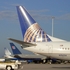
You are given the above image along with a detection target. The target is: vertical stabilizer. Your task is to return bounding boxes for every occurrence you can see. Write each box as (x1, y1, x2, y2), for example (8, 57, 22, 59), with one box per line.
(4, 48, 13, 58)
(10, 43, 22, 54)
(4, 48, 11, 56)
(16, 6, 51, 42)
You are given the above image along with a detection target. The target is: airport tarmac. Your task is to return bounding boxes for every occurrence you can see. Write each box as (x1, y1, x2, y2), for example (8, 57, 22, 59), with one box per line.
(18, 64, 70, 70)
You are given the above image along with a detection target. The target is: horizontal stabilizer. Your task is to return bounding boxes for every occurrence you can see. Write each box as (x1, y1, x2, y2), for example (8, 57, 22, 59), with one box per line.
(8, 38, 36, 47)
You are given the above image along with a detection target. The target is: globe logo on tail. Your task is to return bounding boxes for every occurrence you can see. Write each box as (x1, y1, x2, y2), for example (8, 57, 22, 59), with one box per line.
(24, 23, 51, 42)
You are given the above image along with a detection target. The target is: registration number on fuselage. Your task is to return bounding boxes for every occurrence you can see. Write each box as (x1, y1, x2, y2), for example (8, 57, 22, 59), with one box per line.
(59, 54, 67, 56)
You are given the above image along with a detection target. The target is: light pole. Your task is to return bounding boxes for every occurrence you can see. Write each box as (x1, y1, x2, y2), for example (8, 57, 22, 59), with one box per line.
(52, 17, 55, 37)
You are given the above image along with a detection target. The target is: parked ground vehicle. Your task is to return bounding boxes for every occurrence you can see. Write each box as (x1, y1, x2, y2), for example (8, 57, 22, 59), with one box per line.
(0, 60, 21, 70)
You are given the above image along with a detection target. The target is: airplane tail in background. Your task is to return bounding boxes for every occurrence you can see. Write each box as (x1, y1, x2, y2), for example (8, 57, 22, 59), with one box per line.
(16, 6, 51, 42)
(4, 48, 11, 56)
(4, 48, 13, 58)
(4, 48, 21, 60)
(10, 43, 22, 54)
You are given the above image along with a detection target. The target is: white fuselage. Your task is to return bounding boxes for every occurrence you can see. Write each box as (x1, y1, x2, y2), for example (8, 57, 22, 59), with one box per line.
(23, 42, 70, 60)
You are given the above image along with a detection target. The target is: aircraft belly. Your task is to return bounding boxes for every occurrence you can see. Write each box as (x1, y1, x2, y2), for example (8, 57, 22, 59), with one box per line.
(49, 53, 70, 60)
(36, 52, 70, 60)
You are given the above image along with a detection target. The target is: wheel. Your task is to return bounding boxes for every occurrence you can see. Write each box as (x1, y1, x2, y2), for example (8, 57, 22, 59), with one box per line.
(42, 59, 46, 64)
(6, 66, 12, 70)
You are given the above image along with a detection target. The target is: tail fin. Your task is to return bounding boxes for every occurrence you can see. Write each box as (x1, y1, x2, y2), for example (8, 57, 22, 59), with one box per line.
(16, 6, 51, 42)
(10, 43, 22, 54)
(4, 48, 11, 56)
(4, 48, 13, 58)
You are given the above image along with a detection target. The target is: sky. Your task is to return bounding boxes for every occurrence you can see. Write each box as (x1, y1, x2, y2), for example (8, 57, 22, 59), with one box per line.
(0, 0, 70, 57)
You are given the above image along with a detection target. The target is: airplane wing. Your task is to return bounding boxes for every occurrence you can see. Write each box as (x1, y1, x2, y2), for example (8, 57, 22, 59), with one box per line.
(8, 38, 36, 47)
(12, 54, 47, 60)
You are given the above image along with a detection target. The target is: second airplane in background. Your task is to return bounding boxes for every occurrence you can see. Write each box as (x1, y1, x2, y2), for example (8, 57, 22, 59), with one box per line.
(5, 43, 47, 63)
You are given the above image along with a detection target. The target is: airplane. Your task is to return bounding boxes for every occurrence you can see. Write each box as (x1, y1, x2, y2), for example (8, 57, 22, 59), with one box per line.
(10, 43, 47, 63)
(10, 43, 62, 64)
(8, 6, 70, 61)
(4, 48, 21, 60)
(0, 48, 17, 62)
(5, 43, 47, 63)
